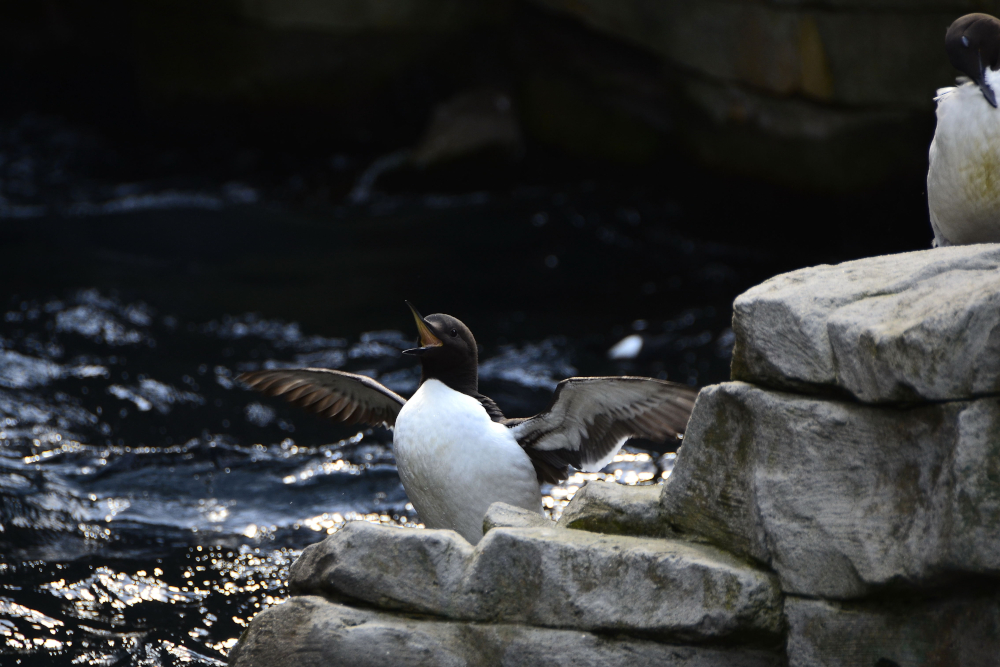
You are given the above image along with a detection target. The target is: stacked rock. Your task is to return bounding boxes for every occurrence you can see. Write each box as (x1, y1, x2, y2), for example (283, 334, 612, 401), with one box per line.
(230, 245, 1000, 666)
(229, 507, 786, 666)
(664, 244, 1000, 665)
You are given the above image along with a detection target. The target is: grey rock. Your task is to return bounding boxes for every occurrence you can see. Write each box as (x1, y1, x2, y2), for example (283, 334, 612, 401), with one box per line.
(288, 521, 784, 643)
(785, 594, 1000, 667)
(483, 502, 553, 532)
(730, 245, 1000, 402)
(661, 382, 1000, 599)
(229, 596, 786, 667)
(557, 481, 673, 537)
(288, 521, 473, 616)
(466, 527, 784, 643)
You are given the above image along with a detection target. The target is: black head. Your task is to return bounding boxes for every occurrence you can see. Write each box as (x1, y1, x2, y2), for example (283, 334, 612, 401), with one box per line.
(946, 13, 1000, 107)
(402, 301, 479, 394)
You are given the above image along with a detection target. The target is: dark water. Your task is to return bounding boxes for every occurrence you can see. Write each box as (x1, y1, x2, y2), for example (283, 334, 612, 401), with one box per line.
(0, 110, 931, 665)
(0, 282, 723, 666)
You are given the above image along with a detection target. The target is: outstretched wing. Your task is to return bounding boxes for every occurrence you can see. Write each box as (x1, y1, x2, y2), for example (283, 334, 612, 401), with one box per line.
(508, 377, 698, 475)
(237, 368, 406, 429)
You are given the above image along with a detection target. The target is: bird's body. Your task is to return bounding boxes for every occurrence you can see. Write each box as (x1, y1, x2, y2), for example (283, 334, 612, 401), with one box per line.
(238, 303, 697, 544)
(928, 13, 1000, 246)
(394, 379, 541, 542)
(929, 78, 1000, 246)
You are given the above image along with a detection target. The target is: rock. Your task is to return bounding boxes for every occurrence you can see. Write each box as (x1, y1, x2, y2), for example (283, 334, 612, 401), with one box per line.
(557, 481, 673, 537)
(785, 594, 1000, 667)
(671, 72, 927, 191)
(411, 87, 523, 167)
(466, 527, 784, 643)
(661, 382, 1000, 599)
(730, 245, 1000, 403)
(519, 0, 969, 189)
(229, 596, 786, 667)
(287, 522, 784, 643)
(527, 0, 957, 108)
(483, 502, 553, 532)
(288, 521, 473, 615)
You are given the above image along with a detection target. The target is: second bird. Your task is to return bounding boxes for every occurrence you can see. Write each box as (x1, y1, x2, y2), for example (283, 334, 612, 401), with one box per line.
(928, 13, 1000, 246)
(238, 303, 698, 544)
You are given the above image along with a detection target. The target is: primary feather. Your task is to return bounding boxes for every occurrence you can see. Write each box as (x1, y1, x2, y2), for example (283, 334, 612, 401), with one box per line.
(237, 368, 405, 429)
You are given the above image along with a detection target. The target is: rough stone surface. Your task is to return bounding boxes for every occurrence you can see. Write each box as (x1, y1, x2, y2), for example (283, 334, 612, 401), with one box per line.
(288, 521, 473, 615)
(466, 527, 784, 643)
(785, 594, 1000, 667)
(483, 502, 553, 533)
(287, 521, 784, 643)
(229, 596, 785, 667)
(661, 382, 1000, 599)
(730, 245, 1000, 403)
(557, 481, 673, 537)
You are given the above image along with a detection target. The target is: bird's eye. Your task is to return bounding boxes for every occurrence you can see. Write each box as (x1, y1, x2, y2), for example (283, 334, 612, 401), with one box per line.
(450, 329, 458, 337)
(963, 35, 971, 47)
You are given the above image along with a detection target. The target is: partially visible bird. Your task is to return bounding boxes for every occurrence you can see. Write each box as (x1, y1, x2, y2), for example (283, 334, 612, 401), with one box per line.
(928, 13, 1000, 246)
(238, 303, 697, 544)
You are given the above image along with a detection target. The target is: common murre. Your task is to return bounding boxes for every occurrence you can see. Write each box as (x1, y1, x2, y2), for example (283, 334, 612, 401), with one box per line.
(238, 303, 697, 544)
(928, 13, 1000, 246)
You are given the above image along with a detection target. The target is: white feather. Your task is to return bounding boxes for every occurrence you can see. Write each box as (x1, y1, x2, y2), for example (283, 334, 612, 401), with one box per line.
(928, 77, 1000, 246)
(393, 379, 542, 545)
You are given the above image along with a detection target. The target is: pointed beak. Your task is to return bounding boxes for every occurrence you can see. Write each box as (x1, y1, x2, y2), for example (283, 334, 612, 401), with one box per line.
(981, 79, 998, 107)
(976, 57, 998, 108)
(402, 301, 443, 355)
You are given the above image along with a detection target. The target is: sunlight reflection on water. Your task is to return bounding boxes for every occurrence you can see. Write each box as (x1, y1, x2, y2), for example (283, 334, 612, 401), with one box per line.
(0, 288, 716, 665)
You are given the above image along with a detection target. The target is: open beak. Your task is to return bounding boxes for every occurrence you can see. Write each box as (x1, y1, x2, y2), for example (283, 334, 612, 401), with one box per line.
(402, 301, 443, 355)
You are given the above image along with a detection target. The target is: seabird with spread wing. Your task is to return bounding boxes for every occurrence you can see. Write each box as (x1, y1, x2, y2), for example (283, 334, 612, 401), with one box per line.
(238, 303, 698, 544)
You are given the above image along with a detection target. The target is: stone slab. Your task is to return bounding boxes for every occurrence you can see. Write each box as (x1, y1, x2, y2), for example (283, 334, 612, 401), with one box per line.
(786, 594, 1000, 667)
(289, 522, 473, 615)
(730, 245, 1000, 403)
(466, 526, 784, 644)
(557, 481, 673, 537)
(483, 502, 554, 533)
(661, 382, 1000, 599)
(288, 520, 784, 644)
(229, 596, 786, 667)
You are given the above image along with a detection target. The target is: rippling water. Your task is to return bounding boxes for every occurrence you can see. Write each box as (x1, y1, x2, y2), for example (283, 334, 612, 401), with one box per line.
(0, 285, 721, 666)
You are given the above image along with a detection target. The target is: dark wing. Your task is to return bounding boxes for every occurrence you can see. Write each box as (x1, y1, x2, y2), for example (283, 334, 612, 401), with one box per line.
(474, 393, 506, 422)
(237, 368, 406, 429)
(508, 377, 698, 476)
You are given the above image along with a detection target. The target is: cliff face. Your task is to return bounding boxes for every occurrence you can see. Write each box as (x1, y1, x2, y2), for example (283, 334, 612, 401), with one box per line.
(13, 1, 993, 190)
(230, 245, 1000, 667)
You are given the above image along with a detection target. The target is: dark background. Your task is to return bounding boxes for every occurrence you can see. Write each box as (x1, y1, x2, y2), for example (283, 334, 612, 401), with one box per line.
(0, 0, 941, 341)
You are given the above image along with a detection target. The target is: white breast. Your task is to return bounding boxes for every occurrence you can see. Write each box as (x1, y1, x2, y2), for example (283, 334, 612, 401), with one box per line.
(392, 379, 542, 544)
(928, 81, 1000, 245)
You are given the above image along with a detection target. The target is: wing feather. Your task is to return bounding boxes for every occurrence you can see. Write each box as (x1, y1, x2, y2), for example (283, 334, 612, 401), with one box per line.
(509, 377, 698, 476)
(237, 368, 406, 429)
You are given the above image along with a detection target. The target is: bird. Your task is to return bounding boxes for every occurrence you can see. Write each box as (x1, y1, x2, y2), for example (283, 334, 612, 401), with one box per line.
(928, 13, 1000, 246)
(237, 303, 698, 544)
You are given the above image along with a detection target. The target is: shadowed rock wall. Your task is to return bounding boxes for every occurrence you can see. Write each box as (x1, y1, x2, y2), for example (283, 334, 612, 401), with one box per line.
(10, 0, 992, 190)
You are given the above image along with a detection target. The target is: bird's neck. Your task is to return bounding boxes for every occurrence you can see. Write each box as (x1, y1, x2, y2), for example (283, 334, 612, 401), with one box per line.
(420, 360, 478, 396)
